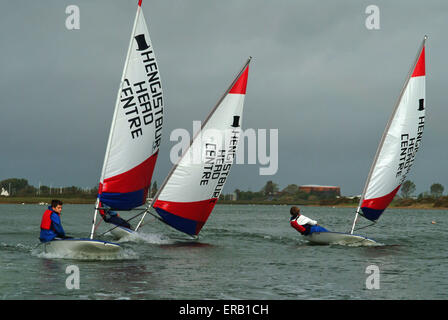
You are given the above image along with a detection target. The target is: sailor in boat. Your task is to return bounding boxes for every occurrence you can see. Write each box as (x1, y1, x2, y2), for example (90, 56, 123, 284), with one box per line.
(289, 206, 329, 236)
(99, 205, 132, 230)
(39, 199, 72, 242)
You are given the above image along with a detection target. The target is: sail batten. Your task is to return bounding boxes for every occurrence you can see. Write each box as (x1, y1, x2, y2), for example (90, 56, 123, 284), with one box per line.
(354, 37, 426, 227)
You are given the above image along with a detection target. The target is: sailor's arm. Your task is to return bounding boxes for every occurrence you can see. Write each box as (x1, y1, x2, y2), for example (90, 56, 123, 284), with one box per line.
(51, 213, 66, 237)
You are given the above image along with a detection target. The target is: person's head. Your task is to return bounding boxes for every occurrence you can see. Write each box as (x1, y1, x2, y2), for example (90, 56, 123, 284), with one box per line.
(290, 206, 300, 217)
(51, 199, 63, 214)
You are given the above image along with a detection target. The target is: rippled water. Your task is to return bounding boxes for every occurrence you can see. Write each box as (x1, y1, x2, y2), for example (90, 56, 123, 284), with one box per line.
(1, 203, 447, 299)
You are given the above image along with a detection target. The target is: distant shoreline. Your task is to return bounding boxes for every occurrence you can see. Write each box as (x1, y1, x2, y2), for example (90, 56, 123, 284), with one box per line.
(0, 197, 94, 205)
(217, 201, 447, 210)
(1, 197, 446, 210)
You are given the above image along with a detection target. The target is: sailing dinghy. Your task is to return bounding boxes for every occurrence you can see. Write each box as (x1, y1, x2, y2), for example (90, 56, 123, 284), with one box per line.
(122, 58, 252, 238)
(40, 1, 162, 257)
(305, 232, 377, 246)
(305, 36, 427, 246)
(39, 2, 161, 255)
(87, 0, 164, 241)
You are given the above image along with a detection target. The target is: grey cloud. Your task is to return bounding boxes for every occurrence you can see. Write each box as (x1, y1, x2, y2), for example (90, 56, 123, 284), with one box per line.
(0, 0, 446, 196)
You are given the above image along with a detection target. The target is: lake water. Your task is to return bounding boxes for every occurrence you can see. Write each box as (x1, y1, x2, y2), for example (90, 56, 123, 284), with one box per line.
(1, 203, 447, 300)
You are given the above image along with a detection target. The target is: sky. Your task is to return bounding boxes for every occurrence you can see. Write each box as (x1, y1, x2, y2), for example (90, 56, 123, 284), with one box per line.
(0, 0, 447, 197)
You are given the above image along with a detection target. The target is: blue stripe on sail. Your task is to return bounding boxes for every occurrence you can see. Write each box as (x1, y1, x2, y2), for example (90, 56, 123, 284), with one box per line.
(99, 189, 145, 210)
(154, 207, 198, 236)
(361, 207, 384, 221)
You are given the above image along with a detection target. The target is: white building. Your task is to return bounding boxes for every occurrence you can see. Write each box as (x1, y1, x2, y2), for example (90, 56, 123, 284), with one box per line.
(1, 188, 10, 197)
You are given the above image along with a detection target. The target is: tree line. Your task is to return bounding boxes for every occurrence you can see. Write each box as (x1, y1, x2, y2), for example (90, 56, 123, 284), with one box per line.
(397, 180, 447, 208)
(400, 180, 444, 199)
(0, 178, 98, 198)
(223, 180, 447, 207)
(231, 180, 339, 202)
(1, 177, 446, 208)
(0, 178, 159, 199)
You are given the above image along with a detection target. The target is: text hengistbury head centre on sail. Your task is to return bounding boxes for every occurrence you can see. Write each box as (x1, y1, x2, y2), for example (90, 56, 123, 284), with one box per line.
(169, 122, 278, 176)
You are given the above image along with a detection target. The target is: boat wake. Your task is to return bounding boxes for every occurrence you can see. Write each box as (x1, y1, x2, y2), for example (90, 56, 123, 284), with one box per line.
(114, 231, 175, 245)
(1, 242, 37, 253)
(30, 245, 138, 261)
(327, 240, 384, 247)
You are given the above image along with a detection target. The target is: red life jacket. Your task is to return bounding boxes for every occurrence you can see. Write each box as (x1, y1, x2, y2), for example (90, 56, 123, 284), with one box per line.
(290, 218, 306, 235)
(40, 209, 55, 230)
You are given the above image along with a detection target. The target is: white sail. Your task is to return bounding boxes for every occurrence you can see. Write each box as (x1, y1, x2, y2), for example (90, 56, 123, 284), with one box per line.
(351, 36, 427, 232)
(146, 59, 251, 236)
(90, 0, 163, 238)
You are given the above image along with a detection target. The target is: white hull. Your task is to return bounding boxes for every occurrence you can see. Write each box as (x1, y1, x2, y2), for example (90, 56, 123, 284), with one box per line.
(109, 226, 135, 240)
(43, 238, 121, 255)
(304, 232, 378, 246)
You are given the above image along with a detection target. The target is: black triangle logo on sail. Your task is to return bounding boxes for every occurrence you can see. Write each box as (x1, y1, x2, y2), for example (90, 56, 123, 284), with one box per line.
(134, 34, 149, 51)
(418, 99, 424, 111)
(231, 116, 240, 128)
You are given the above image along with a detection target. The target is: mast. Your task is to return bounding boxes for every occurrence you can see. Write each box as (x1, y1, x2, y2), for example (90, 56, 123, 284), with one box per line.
(135, 57, 252, 232)
(350, 36, 427, 234)
(90, 2, 143, 239)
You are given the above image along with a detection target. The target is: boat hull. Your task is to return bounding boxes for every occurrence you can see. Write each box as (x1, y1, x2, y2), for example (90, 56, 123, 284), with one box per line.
(109, 226, 135, 240)
(304, 232, 378, 246)
(43, 238, 121, 255)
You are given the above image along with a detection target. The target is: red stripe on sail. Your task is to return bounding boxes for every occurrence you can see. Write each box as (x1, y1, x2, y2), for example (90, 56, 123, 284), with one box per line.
(153, 198, 218, 223)
(101, 151, 158, 193)
(229, 66, 249, 94)
(138, 0, 142, 7)
(361, 185, 401, 210)
(411, 47, 425, 78)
